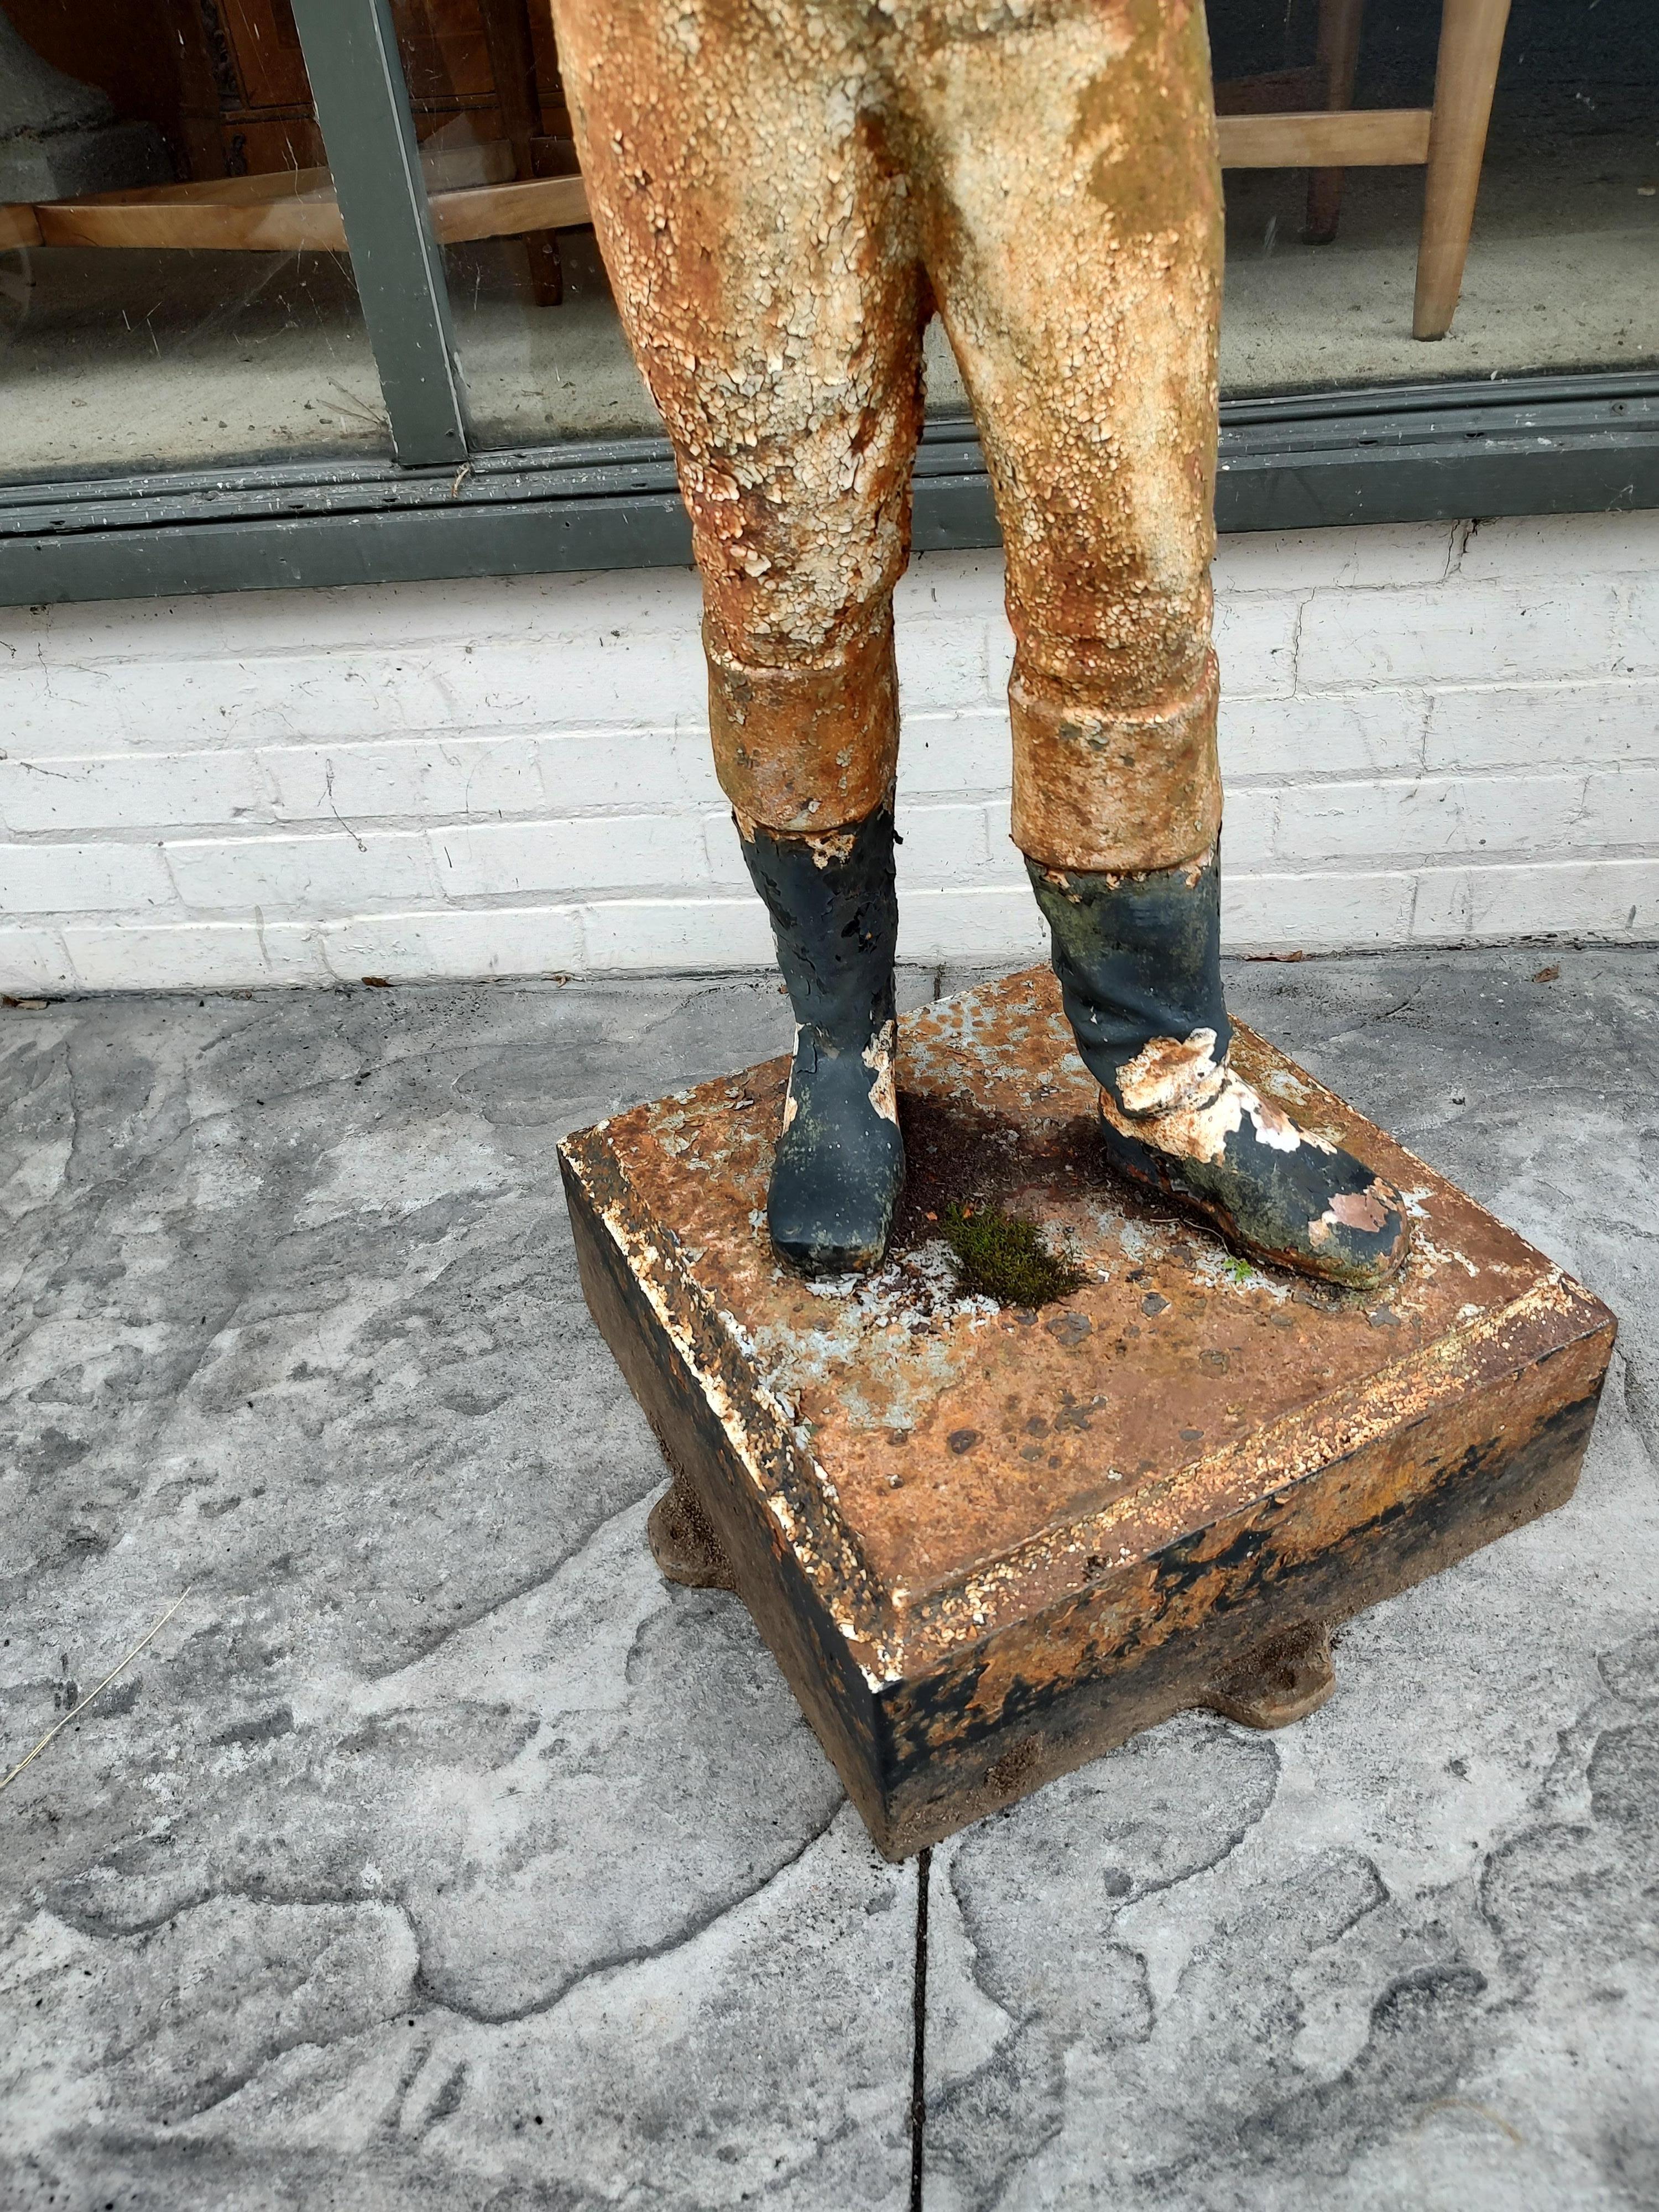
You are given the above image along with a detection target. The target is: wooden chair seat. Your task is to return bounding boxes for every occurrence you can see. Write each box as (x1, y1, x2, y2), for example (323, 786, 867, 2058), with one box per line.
(2, 141, 587, 255)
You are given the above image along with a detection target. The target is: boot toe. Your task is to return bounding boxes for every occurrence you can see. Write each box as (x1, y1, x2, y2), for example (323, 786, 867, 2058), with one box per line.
(769, 1215, 890, 1277)
(1306, 1172, 1410, 1288)
(766, 1066, 904, 1277)
(1097, 1088, 1412, 1292)
(768, 1150, 901, 1276)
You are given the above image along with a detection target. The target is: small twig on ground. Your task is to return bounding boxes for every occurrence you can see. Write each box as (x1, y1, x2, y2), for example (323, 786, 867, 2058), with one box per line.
(0, 1592, 190, 1796)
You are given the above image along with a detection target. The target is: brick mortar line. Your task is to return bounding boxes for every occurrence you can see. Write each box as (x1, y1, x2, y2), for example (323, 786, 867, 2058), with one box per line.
(11, 724, 1659, 763)
(6, 562, 1655, 646)
(5, 593, 1658, 680)
(9, 842, 1659, 889)
(0, 734, 1655, 770)
(0, 770, 1615, 814)
(10, 852, 1658, 932)
(4, 675, 1658, 752)
(13, 650, 1659, 695)
(3, 766, 1657, 812)
(10, 849, 1659, 912)
(6, 665, 1659, 703)
(20, 924, 1659, 998)
(5, 792, 1657, 839)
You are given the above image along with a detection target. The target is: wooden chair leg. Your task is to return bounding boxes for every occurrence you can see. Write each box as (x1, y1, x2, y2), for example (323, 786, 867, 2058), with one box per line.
(521, 229, 564, 306)
(1305, 0, 1365, 244)
(478, 0, 564, 307)
(1413, 0, 1512, 339)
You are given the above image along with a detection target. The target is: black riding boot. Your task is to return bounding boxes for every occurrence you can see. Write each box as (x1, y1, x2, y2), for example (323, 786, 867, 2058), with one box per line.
(740, 806, 905, 1276)
(1027, 848, 1408, 1290)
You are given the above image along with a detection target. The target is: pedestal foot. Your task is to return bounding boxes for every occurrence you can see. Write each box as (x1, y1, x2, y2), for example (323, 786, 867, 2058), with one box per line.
(1203, 1622, 1335, 1729)
(646, 1479, 738, 1593)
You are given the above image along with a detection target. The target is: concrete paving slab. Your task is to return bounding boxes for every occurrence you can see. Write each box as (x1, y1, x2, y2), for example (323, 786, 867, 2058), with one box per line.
(0, 947, 1653, 2209)
(0, 970, 927, 2211)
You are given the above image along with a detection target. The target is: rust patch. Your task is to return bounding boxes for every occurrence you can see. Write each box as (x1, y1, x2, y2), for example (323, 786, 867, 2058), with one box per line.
(1077, 0, 1215, 239)
(647, 1477, 738, 1592)
(1011, 651, 1223, 875)
(1200, 1620, 1336, 1729)
(563, 966, 1610, 1621)
(707, 609, 901, 834)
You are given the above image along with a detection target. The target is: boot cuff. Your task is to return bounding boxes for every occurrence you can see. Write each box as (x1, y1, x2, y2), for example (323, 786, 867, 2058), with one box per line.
(1011, 651, 1222, 874)
(707, 612, 899, 836)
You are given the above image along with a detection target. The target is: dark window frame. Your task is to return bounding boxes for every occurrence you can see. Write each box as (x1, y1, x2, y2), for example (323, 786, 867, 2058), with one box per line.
(2, 0, 1655, 608)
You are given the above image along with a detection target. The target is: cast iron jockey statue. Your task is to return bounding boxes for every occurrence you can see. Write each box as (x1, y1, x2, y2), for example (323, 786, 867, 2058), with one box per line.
(549, 0, 1408, 1289)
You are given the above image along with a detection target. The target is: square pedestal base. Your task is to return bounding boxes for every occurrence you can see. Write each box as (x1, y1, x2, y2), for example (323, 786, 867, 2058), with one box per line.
(560, 969, 1614, 1859)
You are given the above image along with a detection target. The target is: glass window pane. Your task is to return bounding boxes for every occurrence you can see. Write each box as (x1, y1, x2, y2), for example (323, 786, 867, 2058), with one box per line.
(383, 0, 656, 447)
(0, 0, 388, 482)
(399, 0, 969, 447)
(418, 0, 1656, 456)
(1213, 0, 1658, 393)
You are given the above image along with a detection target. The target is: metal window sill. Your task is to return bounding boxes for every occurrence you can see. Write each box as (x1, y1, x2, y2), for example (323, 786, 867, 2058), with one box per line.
(1, 371, 1654, 608)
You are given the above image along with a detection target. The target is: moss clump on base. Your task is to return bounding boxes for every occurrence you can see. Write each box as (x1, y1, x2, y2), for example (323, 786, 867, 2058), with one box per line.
(942, 1202, 1086, 1308)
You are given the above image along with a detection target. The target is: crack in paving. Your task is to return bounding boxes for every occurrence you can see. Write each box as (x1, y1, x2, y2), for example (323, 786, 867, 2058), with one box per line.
(910, 1845, 931, 2212)
(408, 1803, 846, 2028)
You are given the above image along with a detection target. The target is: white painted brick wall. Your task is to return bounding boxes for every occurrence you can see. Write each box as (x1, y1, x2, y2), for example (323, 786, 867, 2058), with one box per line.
(2, 509, 1657, 994)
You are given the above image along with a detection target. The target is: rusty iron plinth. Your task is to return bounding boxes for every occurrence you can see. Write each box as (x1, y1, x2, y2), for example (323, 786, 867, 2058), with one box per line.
(559, 969, 1615, 1860)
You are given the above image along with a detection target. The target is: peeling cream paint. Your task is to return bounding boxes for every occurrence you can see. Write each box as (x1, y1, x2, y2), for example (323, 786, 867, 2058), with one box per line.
(806, 824, 860, 869)
(1102, 1060, 1340, 1168)
(1309, 1181, 1399, 1246)
(1117, 1025, 1223, 1116)
(862, 1019, 900, 1125)
(781, 1022, 804, 1130)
